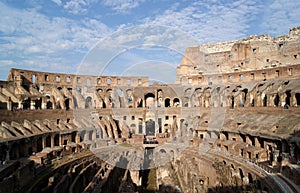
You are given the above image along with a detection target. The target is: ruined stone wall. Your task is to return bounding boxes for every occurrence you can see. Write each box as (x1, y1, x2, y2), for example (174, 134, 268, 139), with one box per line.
(176, 26, 300, 85)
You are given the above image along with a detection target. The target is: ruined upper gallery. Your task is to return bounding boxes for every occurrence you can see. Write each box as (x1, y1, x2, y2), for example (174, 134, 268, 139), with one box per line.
(176, 26, 300, 85)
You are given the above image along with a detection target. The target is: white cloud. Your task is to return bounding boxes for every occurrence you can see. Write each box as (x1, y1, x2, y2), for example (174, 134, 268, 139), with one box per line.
(260, 0, 300, 36)
(63, 0, 89, 14)
(52, 0, 62, 6)
(143, 0, 261, 43)
(0, 2, 111, 78)
(102, 0, 145, 13)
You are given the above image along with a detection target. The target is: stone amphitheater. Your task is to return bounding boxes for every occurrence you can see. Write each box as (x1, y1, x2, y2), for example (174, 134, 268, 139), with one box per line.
(0, 27, 299, 193)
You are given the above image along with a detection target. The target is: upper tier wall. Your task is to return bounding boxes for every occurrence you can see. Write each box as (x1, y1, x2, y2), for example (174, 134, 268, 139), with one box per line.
(176, 26, 300, 84)
(7, 68, 149, 87)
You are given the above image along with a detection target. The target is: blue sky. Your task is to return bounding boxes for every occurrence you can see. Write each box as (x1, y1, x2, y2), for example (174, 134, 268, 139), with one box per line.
(0, 0, 299, 83)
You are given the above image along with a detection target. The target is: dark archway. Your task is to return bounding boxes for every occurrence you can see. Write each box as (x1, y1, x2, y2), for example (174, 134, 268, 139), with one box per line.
(145, 93, 155, 108)
(45, 135, 51, 147)
(65, 98, 70, 110)
(34, 98, 42, 109)
(173, 98, 180, 107)
(263, 95, 267, 107)
(37, 137, 43, 152)
(274, 94, 280, 107)
(285, 90, 291, 106)
(23, 98, 30, 110)
(164, 98, 170, 107)
(54, 134, 60, 146)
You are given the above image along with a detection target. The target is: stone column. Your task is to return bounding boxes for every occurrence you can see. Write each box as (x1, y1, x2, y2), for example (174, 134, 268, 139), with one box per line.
(41, 97, 47, 109)
(51, 135, 55, 148)
(7, 98, 12, 111)
(18, 101, 23, 109)
(30, 100, 35, 110)
(76, 133, 81, 143)
(84, 131, 89, 141)
(42, 136, 46, 149)
(92, 130, 97, 141)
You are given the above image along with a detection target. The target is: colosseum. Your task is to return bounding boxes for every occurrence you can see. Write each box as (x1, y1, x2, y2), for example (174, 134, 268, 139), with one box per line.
(0, 27, 299, 193)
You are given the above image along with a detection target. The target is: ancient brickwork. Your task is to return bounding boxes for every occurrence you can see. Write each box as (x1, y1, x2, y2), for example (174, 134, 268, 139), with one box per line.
(0, 27, 299, 193)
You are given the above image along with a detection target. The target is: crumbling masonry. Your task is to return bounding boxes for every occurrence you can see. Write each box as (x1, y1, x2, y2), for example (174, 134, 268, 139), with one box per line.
(0, 27, 300, 193)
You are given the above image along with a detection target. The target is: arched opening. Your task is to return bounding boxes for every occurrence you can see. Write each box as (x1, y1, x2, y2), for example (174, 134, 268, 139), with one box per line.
(85, 96, 93, 109)
(183, 97, 189, 107)
(263, 95, 267, 107)
(34, 98, 42, 109)
(23, 98, 30, 110)
(231, 96, 235, 109)
(274, 94, 280, 106)
(239, 168, 244, 181)
(248, 173, 253, 184)
(102, 100, 106, 108)
(65, 98, 70, 110)
(54, 134, 60, 146)
(46, 96, 53, 109)
(164, 98, 170, 107)
(146, 119, 155, 135)
(285, 90, 291, 106)
(71, 132, 76, 143)
(137, 98, 143, 108)
(145, 93, 155, 108)
(296, 93, 300, 106)
(45, 135, 51, 147)
(242, 89, 248, 104)
(173, 98, 180, 107)
(37, 137, 43, 152)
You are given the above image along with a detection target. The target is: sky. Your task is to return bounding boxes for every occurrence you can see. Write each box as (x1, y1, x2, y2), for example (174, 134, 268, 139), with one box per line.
(0, 0, 299, 83)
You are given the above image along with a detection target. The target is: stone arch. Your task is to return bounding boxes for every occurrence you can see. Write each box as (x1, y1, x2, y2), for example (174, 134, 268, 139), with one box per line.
(46, 95, 53, 109)
(239, 168, 244, 181)
(65, 98, 70, 110)
(157, 89, 163, 107)
(248, 173, 253, 184)
(145, 93, 155, 108)
(191, 88, 201, 107)
(173, 98, 180, 107)
(241, 88, 248, 106)
(85, 96, 93, 109)
(23, 97, 31, 110)
(184, 88, 192, 96)
(263, 94, 267, 107)
(183, 97, 189, 107)
(274, 93, 280, 107)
